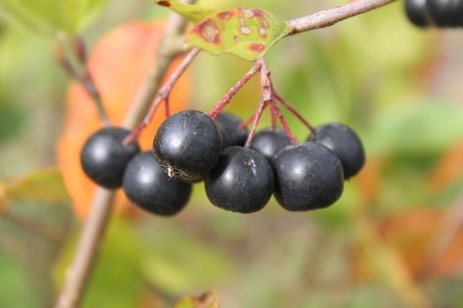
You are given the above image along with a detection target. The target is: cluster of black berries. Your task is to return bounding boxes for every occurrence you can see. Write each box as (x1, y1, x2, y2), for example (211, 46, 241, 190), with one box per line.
(80, 109, 365, 216)
(405, 0, 463, 27)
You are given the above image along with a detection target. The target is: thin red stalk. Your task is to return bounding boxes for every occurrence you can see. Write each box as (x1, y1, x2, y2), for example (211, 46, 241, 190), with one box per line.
(273, 91, 317, 135)
(123, 47, 200, 145)
(258, 58, 297, 145)
(208, 62, 261, 120)
(244, 100, 267, 147)
(270, 103, 277, 129)
(164, 96, 170, 118)
(270, 100, 298, 145)
(239, 102, 270, 129)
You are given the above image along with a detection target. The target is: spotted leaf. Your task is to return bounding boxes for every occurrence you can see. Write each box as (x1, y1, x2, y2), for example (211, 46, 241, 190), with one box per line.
(185, 8, 291, 61)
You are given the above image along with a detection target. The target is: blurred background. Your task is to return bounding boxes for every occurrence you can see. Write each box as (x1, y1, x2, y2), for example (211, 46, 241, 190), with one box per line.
(1, 0, 463, 307)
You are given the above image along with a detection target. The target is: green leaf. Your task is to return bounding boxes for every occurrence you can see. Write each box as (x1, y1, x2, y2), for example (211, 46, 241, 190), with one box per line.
(4, 169, 69, 205)
(0, 0, 109, 35)
(186, 8, 291, 61)
(154, 0, 215, 22)
(175, 291, 220, 308)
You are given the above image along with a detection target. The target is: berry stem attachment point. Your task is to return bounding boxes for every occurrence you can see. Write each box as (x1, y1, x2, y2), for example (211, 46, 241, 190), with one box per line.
(258, 58, 297, 145)
(208, 61, 261, 120)
(123, 47, 200, 145)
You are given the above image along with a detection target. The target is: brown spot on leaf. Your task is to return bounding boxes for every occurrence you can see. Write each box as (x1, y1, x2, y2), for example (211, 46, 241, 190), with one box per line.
(249, 43, 264, 52)
(217, 11, 233, 20)
(191, 19, 221, 43)
(157, 0, 170, 7)
(258, 28, 267, 38)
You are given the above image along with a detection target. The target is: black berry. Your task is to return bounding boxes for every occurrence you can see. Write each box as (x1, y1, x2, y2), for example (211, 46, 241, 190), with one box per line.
(205, 146, 274, 213)
(307, 123, 365, 179)
(272, 143, 344, 211)
(215, 112, 248, 149)
(123, 151, 192, 216)
(250, 127, 292, 160)
(153, 110, 222, 181)
(426, 0, 463, 27)
(81, 127, 140, 189)
(404, 0, 431, 27)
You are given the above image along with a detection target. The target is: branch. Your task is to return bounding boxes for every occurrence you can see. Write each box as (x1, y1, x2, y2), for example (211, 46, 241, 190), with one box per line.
(287, 0, 398, 34)
(55, 3, 194, 307)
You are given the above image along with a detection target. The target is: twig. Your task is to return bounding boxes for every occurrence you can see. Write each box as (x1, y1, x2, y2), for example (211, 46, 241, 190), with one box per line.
(55, 3, 194, 307)
(54, 36, 111, 127)
(287, 0, 398, 34)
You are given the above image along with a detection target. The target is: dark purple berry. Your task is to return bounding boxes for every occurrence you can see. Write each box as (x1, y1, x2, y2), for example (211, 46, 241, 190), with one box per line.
(215, 112, 248, 149)
(250, 127, 292, 160)
(426, 0, 463, 27)
(80, 127, 140, 189)
(272, 143, 344, 211)
(123, 151, 192, 216)
(307, 123, 365, 179)
(404, 0, 432, 27)
(205, 146, 273, 213)
(153, 110, 222, 181)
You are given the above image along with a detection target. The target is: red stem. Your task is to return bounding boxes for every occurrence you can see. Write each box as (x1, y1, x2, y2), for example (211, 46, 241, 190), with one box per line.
(208, 62, 261, 120)
(270, 104, 277, 129)
(258, 58, 297, 145)
(273, 91, 317, 135)
(270, 100, 298, 145)
(244, 100, 268, 147)
(123, 47, 200, 145)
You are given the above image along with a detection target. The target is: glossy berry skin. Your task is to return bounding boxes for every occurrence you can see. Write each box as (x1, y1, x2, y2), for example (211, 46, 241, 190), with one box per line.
(123, 151, 192, 216)
(426, 0, 463, 27)
(404, 0, 431, 27)
(205, 146, 274, 213)
(81, 127, 140, 189)
(250, 128, 292, 160)
(307, 123, 365, 179)
(272, 143, 344, 211)
(153, 110, 222, 181)
(214, 112, 248, 149)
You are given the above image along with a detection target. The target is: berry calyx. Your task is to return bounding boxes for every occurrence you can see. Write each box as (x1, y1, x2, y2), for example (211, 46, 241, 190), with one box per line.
(153, 109, 222, 181)
(123, 151, 192, 216)
(307, 123, 365, 179)
(80, 127, 140, 189)
(272, 143, 344, 211)
(205, 146, 274, 213)
(214, 112, 248, 149)
(250, 127, 292, 160)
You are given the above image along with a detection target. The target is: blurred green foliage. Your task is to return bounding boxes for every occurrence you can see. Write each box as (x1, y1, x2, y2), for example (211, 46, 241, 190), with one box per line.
(1, 0, 463, 307)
